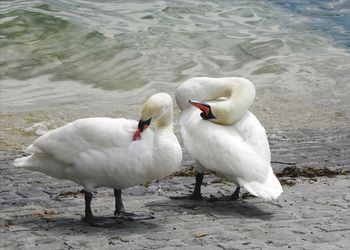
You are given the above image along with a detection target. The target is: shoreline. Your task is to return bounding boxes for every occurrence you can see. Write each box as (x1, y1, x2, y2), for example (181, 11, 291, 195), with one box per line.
(1, 127, 349, 249)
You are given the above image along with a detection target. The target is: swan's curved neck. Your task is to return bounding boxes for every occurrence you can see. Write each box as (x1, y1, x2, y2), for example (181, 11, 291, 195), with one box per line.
(152, 108, 177, 169)
(214, 77, 256, 124)
(155, 108, 173, 132)
(176, 77, 256, 124)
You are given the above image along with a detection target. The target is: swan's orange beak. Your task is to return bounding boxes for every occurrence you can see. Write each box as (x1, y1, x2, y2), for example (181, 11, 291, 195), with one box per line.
(132, 118, 151, 141)
(189, 100, 210, 115)
(189, 100, 216, 120)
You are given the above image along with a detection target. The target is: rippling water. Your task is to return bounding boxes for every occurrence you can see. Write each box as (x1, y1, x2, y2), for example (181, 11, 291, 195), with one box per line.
(1, 0, 349, 134)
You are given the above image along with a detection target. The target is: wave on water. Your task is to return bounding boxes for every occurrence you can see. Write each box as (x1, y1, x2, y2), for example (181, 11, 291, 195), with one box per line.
(269, 0, 350, 48)
(1, 0, 349, 130)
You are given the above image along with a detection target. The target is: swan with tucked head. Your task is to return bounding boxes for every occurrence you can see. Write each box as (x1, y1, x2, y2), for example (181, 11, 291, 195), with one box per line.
(175, 77, 282, 201)
(15, 93, 182, 226)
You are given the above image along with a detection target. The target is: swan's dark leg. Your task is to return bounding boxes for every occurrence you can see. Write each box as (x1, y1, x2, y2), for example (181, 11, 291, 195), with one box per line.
(170, 172, 203, 200)
(114, 189, 153, 221)
(114, 189, 125, 216)
(82, 190, 102, 226)
(231, 186, 240, 200)
(192, 172, 204, 200)
(84, 191, 93, 218)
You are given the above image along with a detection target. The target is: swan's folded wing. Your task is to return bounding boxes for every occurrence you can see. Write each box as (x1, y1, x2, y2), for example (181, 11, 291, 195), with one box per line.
(32, 117, 148, 165)
(222, 131, 282, 200)
(235, 112, 271, 163)
(217, 135, 282, 200)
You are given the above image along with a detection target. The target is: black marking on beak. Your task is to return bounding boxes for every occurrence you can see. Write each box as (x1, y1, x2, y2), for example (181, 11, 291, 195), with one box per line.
(138, 118, 152, 132)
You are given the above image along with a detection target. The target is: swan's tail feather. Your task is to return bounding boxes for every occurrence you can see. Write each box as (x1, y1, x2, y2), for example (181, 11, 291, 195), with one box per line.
(241, 171, 283, 201)
(14, 144, 45, 170)
(14, 144, 54, 171)
(14, 154, 46, 171)
(14, 153, 66, 179)
(14, 156, 31, 168)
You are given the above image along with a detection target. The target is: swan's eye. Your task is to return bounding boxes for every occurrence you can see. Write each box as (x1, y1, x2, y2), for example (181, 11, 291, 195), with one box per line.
(200, 112, 209, 120)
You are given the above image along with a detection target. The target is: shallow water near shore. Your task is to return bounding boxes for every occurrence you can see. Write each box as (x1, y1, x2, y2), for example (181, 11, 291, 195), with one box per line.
(1, 0, 350, 147)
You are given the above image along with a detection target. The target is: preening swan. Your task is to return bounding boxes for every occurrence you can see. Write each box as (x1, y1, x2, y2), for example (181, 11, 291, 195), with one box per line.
(15, 93, 182, 225)
(175, 77, 282, 201)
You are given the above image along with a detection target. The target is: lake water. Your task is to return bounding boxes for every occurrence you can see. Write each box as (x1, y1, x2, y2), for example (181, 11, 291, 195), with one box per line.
(1, 0, 349, 143)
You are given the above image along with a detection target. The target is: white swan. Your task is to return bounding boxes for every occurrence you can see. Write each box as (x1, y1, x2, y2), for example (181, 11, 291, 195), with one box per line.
(14, 93, 182, 225)
(175, 77, 282, 201)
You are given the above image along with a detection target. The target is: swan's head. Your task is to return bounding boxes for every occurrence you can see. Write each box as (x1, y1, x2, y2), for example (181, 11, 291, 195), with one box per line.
(184, 77, 256, 125)
(133, 93, 173, 140)
(189, 99, 234, 125)
(189, 100, 216, 120)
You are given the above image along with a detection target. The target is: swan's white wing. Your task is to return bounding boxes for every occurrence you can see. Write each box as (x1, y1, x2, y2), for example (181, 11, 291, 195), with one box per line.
(32, 117, 145, 165)
(68, 137, 155, 190)
(234, 112, 271, 163)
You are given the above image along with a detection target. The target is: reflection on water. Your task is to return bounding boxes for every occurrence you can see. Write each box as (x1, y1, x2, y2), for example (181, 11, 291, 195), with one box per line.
(0, 0, 349, 132)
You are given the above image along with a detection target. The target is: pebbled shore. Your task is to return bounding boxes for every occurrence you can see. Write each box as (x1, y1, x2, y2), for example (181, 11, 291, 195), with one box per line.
(1, 128, 349, 250)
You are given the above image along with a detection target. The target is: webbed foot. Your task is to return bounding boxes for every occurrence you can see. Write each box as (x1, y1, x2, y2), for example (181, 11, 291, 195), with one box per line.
(206, 186, 240, 202)
(115, 210, 154, 221)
